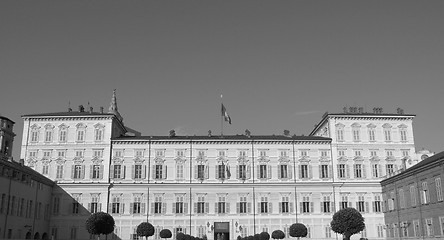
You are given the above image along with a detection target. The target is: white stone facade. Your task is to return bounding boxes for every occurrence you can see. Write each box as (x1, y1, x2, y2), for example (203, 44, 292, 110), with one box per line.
(18, 105, 417, 240)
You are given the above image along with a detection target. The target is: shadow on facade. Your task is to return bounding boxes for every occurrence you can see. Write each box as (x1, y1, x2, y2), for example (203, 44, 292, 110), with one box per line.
(48, 185, 121, 240)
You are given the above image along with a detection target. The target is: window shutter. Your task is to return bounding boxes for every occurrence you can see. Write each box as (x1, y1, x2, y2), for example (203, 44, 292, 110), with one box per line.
(216, 166, 219, 179)
(319, 166, 322, 179)
(337, 164, 341, 178)
(237, 203, 240, 213)
(162, 202, 166, 214)
(394, 164, 398, 172)
(278, 165, 282, 179)
(163, 165, 168, 179)
(226, 203, 230, 213)
(152, 167, 156, 180)
(130, 203, 134, 214)
(205, 202, 209, 213)
(365, 202, 369, 213)
(120, 203, 125, 214)
(321, 202, 324, 213)
(89, 166, 94, 179)
(247, 202, 251, 213)
(328, 165, 332, 179)
(257, 166, 261, 179)
(236, 165, 240, 179)
(142, 166, 146, 179)
(299, 166, 303, 179)
(194, 166, 198, 179)
(308, 165, 313, 179)
(363, 165, 367, 179)
(108, 203, 112, 213)
(257, 203, 261, 213)
(141, 203, 146, 214)
(151, 203, 155, 214)
(279, 202, 282, 213)
(184, 203, 188, 214)
(194, 203, 197, 213)
(267, 165, 271, 179)
(372, 201, 376, 212)
(172, 203, 176, 214)
(290, 202, 294, 213)
(215, 203, 218, 213)
(378, 165, 383, 177)
(131, 165, 135, 179)
(346, 165, 350, 179)
(247, 165, 251, 179)
(71, 166, 75, 179)
(288, 166, 293, 179)
(226, 165, 231, 179)
(268, 202, 272, 213)
(300, 202, 303, 213)
(123, 166, 126, 179)
(81, 166, 85, 179)
(205, 165, 209, 179)
(310, 202, 314, 213)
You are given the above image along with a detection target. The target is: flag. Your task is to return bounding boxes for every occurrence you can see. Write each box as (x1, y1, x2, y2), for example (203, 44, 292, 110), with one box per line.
(221, 104, 232, 124)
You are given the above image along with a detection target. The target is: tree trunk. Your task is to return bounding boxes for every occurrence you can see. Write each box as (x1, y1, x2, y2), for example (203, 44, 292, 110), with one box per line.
(343, 232, 351, 240)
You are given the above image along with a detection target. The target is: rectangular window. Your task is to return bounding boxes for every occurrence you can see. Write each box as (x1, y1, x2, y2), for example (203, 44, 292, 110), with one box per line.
(175, 195, 184, 214)
(217, 164, 226, 179)
(259, 150, 267, 157)
(154, 196, 162, 214)
(368, 129, 375, 141)
(400, 129, 407, 141)
(70, 227, 77, 240)
(377, 225, 384, 238)
(338, 164, 346, 179)
(320, 165, 329, 179)
(90, 195, 99, 213)
(279, 164, 288, 179)
(31, 131, 39, 142)
(425, 218, 434, 236)
(239, 150, 247, 157)
(336, 129, 344, 141)
(436, 178, 443, 201)
(422, 181, 430, 204)
(112, 196, 121, 214)
(59, 130, 67, 142)
(134, 165, 142, 179)
(43, 150, 51, 159)
(217, 195, 226, 214)
(42, 165, 49, 175)
(76, 130, 85, 142)
(58, 150, 65, 158)
(155, 150, 164, 157)
(72, 201, 80, 214)
(239, 196, 248, 214)
(176, 150, 184, 157)
(260, 196, 268, 213)
(238, 164, 247, 179)
(94, 128, 103, 141)
(132, 196, 141, 214)
(300, 165, 308, 179)
(56, 165, 63, 179)
(372, 164, 380, 178)
(155, 165, 163, 179)
(384, 129, 391, 141)
(413, 220, 420, 237)
(300, 150, 308, 157)
(410, 185, 417, 207)
(322, 195, 331, 213)
(113, 165, 122, 179)
(73, 165, 82, 179)
(357, 196, 365, 212)
(176, 164, 184, 179)
(259, 165, 267, 179)
(373, 195, 381, 212)
(92, 165, 101, 179)
(338, 150, 345, 157)
(281, 196, 289, 213)
(340, 195, 349, 209)
(386, 164, 394, 175)
(352, 129, 360, 141)
(45, 130, 53, 142)
(52, 196, 60, 215)
(93, 150, 103, 158)
(302, 196, 311, 213)
(197, 164, 205, 179)
(354, 164, 362, 178)
(197, 196, 205, 214)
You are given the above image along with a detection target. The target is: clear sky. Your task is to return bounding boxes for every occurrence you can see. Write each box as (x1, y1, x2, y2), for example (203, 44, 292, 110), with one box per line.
(1, 0, 444, 160)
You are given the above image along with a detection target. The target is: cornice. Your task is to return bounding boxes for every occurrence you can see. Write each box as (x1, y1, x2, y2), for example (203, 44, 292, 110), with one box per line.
(112, 139, 331, 145)
(23, 116, 114, 122)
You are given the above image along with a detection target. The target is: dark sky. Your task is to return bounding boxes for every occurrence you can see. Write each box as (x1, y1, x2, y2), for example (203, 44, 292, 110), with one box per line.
(1, 1, 444, 159)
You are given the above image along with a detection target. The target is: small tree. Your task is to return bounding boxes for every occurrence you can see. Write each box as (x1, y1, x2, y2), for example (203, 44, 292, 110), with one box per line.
(260, 232, 270, 240)
(237, 236, 242, 240)
(271, 230, 285, 240)
(137, 222, 155, 240)
(160, 229, 172, 239)
(176, 232, 186, 240)
(330, 208, 365, 240)
(289, 223, 307, 239)
(85, 212, 115, 240)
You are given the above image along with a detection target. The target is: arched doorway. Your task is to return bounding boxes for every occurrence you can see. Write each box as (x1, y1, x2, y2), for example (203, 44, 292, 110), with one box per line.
(34, 232, 40, 239)
(25, 232, 32, 239)
(42, 233, 48, 240)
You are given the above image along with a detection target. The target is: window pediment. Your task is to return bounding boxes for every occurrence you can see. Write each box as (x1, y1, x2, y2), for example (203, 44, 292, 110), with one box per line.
(76, 123, 87, 128)
(382, 123, 392, 128)
(30, 124, 40, 130)
(335, 123, 345, 128)
(92, 158, 103, 165)
(133, 157, 145, 164)
(112, 158, 124, 165)
(58, 123, 69, 129)
(398, 124, 407, 128)
(337, 156, 348, 162)
(319, 156, 331, 162)
(386, 156, 396, 161)
(73, 158, 85, 164)
(353, 156, 364, 161)
(257, 157, 270, 164)
(278, 157, 290, 163)
(369, 156, 380, 162)
(154, 158, 165, 165)
(94, 123, 105, 129)
(55, 158, 66, 165)
(44, 124, 55, 129)
(298, 156, 310, 162)
(351, 122, 361, 128)
(367, 123, 376, 128)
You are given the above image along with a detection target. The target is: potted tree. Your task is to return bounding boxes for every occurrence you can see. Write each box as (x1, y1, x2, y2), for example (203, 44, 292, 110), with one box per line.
(330, 208, 365, 240)
(85, 212, 115, 240)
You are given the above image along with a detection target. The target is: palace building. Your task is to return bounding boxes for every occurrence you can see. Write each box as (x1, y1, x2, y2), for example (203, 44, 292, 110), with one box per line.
(18, 92, 418, 240)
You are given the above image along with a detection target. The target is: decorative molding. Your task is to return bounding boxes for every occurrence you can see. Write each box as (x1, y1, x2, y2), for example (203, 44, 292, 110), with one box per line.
(337, 156, 348, 162)
(91, 157, 103, 165)
(112, 157, 124, 164)
(382, 123, 392, 128)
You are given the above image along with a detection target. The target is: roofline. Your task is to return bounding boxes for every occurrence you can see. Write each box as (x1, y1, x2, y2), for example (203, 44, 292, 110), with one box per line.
(112, 136, 332, 142)
(309, 112, 416, 136)
(0, 116, 15, 124)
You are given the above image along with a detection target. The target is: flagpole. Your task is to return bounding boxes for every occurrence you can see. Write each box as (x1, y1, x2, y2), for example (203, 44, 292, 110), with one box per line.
(220, 94, 223, 136)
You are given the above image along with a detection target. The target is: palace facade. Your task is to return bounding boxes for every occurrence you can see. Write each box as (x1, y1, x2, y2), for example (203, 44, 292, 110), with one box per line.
(19, 92, 418, 240)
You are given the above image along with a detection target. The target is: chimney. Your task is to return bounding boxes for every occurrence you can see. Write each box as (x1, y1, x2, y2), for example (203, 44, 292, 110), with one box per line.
(208, 130, 212, 137)
(358, 107, 364, 113)
(68, 107, 72, 112)
(283, 130, 290, 137)
(245, 129, 251, 138)
(78, 105, 84, 112)
(89, 107, 93, 113)
(100, 107, 104, 114)
(343, 107, 348, 113)
(397, 108, 404, 114)
(19, 159, 24, 165)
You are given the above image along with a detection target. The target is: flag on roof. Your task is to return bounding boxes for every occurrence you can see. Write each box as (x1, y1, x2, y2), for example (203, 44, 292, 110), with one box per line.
(221, 104, 232, 124)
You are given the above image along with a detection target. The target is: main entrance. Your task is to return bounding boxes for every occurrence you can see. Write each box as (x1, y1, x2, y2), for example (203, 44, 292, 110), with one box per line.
(214, 222, 229, 240)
